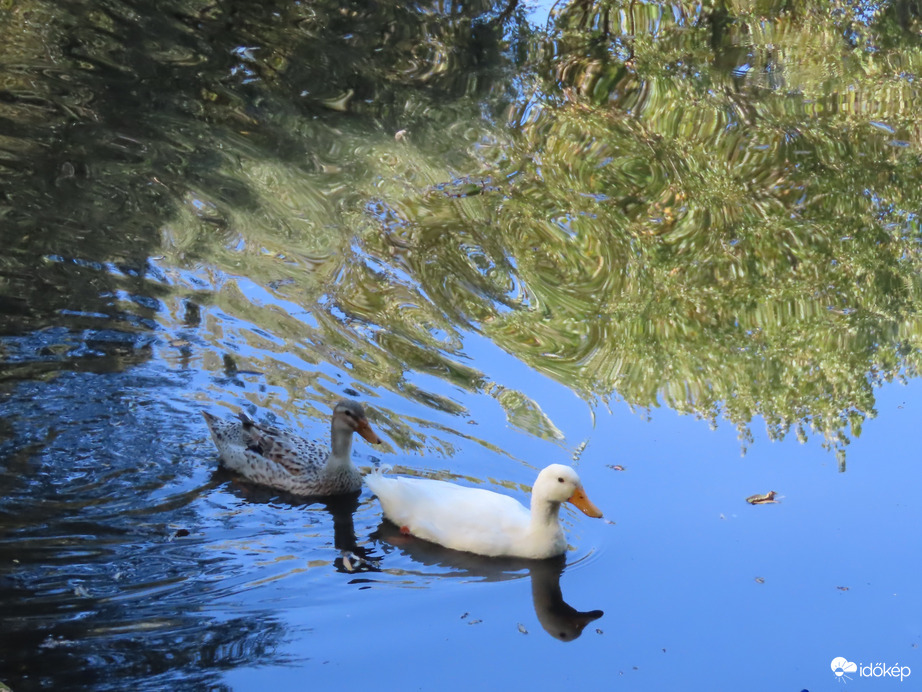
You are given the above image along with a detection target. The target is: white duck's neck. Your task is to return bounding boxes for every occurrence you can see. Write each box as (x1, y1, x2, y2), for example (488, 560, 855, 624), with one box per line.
(327, 423, 355, 471)
(530, 496, 563, 533)
(527, 497, 567, 558)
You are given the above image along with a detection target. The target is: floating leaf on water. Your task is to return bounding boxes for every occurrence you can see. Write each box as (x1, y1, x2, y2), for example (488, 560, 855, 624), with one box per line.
(517, 623, 528, 634)
(745, 491, 778, 505)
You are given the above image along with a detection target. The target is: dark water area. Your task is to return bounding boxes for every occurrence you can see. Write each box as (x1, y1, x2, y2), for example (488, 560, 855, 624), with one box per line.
(3, 0, 922, 690)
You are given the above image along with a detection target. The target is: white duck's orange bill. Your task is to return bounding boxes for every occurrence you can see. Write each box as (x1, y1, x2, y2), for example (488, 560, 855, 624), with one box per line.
(357, 419, 382, 444)
(568, 486, 603, 518)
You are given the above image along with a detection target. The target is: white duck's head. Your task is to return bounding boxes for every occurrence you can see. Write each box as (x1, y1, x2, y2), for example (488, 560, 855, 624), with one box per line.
(331, 399, 382, 444)
(532, 464, 603, 517)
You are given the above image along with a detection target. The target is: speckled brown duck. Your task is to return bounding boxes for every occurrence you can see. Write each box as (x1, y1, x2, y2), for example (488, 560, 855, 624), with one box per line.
(203, 399, 381, 496)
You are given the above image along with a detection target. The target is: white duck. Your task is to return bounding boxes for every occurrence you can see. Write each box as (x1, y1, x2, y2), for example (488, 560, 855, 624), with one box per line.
(203, 399, 381, 496)
(365, 463, 603, 559)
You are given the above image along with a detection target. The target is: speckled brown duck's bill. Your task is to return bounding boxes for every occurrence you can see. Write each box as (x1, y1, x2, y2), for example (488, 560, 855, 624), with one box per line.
(356, 418, 382, 444)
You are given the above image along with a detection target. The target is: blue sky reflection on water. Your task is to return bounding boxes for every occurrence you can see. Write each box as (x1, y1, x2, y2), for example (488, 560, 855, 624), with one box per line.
(218, 369, 922, 692)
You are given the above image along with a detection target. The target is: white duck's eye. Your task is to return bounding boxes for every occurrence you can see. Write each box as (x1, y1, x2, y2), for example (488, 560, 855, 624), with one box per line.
(557, 477, 564, 483)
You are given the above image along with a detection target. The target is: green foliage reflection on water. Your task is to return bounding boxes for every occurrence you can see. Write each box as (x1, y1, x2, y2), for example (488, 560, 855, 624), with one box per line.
(356, 0, 922, 461)
(2, 0, 922, 462)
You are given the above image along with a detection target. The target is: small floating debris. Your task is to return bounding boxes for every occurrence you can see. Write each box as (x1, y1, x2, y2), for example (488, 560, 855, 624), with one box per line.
(517, 623, 528, 635)
(168, 528, 190, 542)
(746, 491, 778, 505)
(73, 585, 90, 598)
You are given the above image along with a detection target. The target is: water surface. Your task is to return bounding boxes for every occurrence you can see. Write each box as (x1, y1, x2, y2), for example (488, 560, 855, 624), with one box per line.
(2, 1, 922, 690)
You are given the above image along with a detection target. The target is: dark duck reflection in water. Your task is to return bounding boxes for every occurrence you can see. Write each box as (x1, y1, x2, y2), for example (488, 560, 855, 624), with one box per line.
(372, 523, 603, 641)
(203, 399, 381, 496)
(213, 471, 384, 573)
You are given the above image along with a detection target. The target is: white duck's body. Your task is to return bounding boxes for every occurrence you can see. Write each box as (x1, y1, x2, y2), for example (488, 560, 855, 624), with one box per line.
(203, 399, 381, 496)
(366, 464, 602, 559)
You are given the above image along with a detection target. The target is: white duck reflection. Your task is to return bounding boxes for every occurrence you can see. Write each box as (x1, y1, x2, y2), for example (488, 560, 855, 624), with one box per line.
(371, 521, 603, 641)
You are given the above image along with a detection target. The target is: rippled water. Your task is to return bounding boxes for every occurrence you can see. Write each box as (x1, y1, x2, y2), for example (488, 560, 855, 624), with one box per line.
(3, 0, 922, 690)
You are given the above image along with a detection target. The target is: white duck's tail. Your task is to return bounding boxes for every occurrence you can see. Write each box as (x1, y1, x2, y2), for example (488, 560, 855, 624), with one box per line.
(364, 464, 392, 494)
